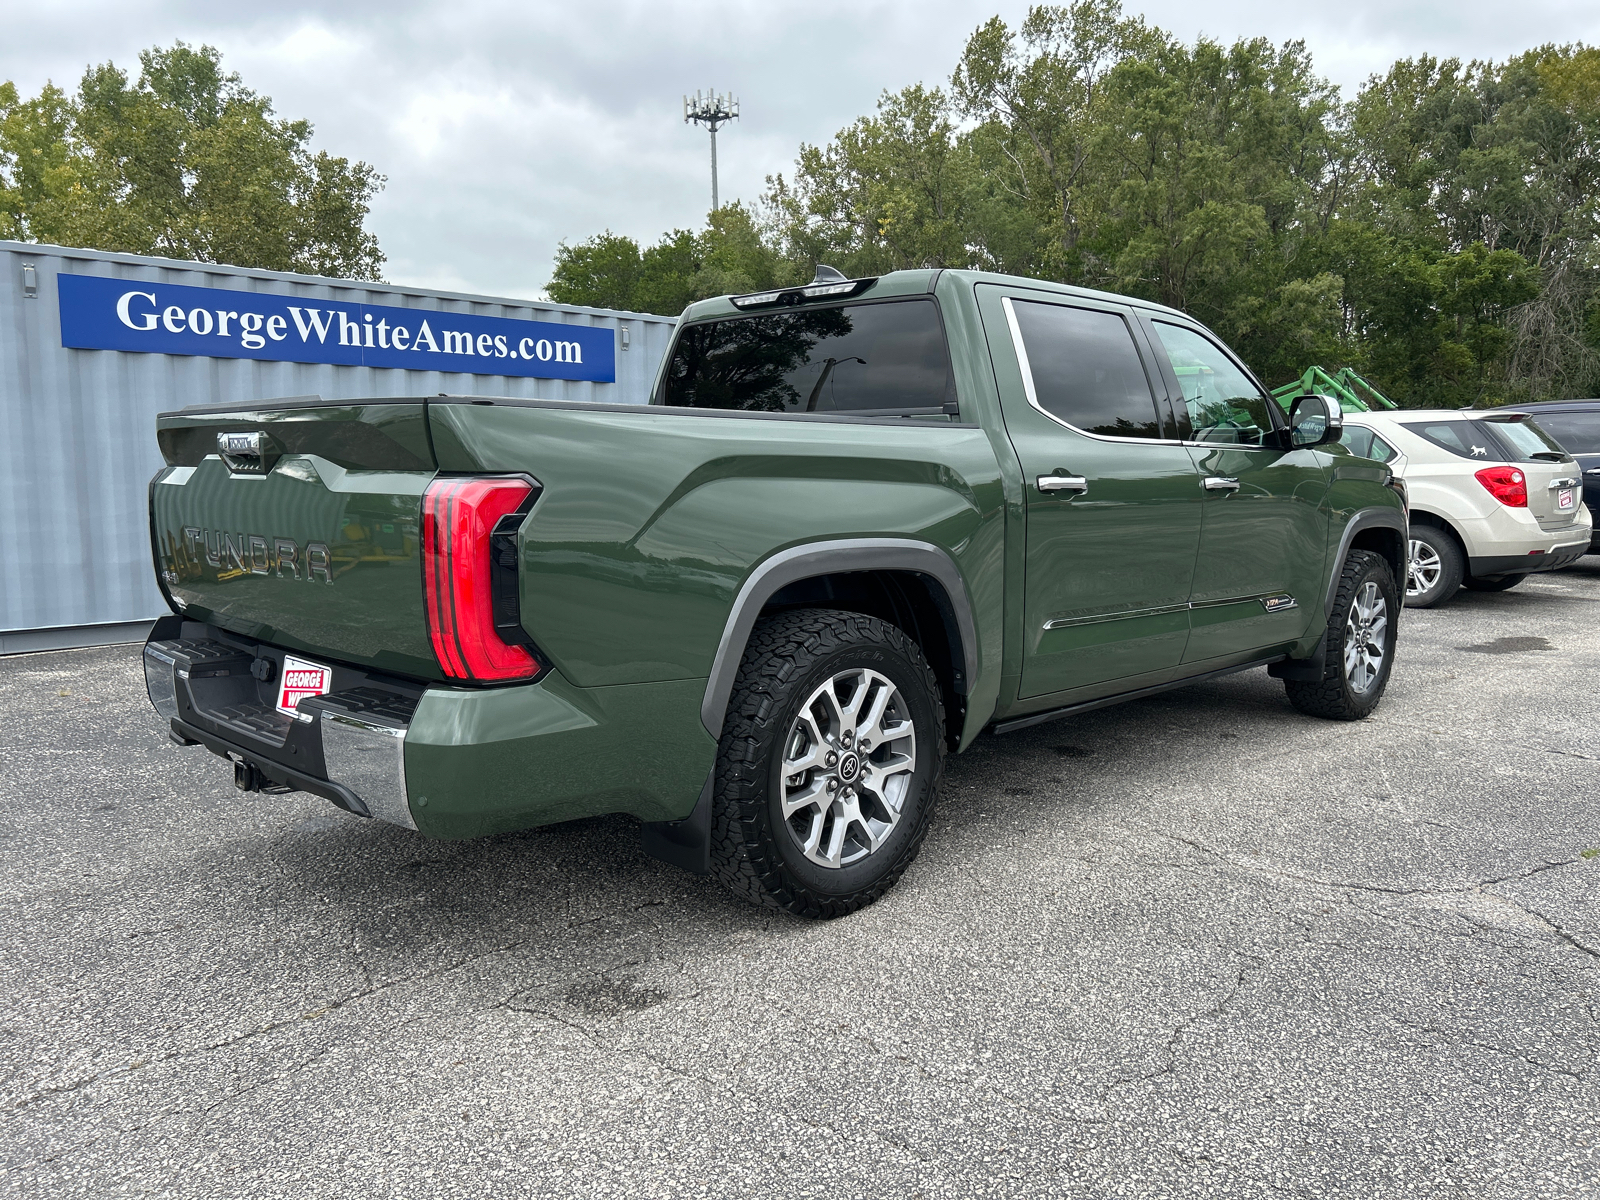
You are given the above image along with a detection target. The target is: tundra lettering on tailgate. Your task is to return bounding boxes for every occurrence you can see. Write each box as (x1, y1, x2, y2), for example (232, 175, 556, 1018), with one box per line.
(162, 527, 333, 586)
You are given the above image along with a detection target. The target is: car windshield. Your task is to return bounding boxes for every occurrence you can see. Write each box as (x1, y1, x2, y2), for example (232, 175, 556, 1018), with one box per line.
(658, 299, 953, 414)
(1481, 415, 1573, 461)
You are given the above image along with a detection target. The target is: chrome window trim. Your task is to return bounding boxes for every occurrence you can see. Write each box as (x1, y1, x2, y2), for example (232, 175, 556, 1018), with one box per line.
(1184, 440, 1282, 452)
(1000, 295, 1184, 447)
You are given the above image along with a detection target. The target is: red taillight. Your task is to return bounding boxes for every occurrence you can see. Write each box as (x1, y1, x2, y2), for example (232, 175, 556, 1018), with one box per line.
(422, 476, 541, 682)
(1474, 466, 1528, 508)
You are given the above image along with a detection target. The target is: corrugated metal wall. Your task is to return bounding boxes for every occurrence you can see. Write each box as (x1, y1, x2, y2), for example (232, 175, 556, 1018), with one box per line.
(0, 241, 677, 650)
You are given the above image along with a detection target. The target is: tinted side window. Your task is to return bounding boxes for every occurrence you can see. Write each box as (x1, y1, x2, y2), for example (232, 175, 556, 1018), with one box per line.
(1008, 300, 1164, 438)
(1401, 421, 1506, 461)
(1529, 412, 1600, 455)
(1339, 426, 1397, 463)
(659, 299, 951, 414)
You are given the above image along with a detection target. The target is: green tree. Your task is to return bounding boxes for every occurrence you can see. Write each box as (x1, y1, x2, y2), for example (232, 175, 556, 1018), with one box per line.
(767, 84, 976, 276)
(548, 203, 797, 314)
(0, 42, 385, 279)
(1347, 46, 1600, 402)
(952, 1, 1158, 279)
(548, 16, 1599, 404)
(1091, 39, 1345, 337)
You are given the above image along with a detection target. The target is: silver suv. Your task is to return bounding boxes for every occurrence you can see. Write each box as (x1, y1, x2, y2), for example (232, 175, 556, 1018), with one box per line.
(1338, 410, 1592, 607)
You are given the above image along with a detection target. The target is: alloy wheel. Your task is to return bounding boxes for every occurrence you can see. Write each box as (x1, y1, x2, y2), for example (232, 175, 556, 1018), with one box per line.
(780, 668, 918, 868)
(1344, 581, 1388, 695)
(1406, 537, 1441, 599)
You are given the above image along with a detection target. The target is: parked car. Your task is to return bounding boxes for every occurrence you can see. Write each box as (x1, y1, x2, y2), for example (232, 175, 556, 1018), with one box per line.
(1337, 410, 1592, 607)
(1509, 399, 1600, 554)
(141, 267, 1407, 918)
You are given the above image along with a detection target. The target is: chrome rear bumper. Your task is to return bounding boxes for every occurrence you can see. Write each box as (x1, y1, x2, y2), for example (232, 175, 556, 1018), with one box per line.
(143, 631, 418, 829)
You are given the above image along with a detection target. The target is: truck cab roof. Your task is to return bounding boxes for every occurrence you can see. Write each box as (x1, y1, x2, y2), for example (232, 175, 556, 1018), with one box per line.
(678, 268, 1190, 325)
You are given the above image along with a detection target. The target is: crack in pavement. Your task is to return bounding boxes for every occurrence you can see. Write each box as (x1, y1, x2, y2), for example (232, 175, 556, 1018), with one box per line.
(1139, 830, 1599, 962)
(1101, 953, 1267, 1104)
(7, 891, 699, 1119)
(1384, 1014, 1590, 1082)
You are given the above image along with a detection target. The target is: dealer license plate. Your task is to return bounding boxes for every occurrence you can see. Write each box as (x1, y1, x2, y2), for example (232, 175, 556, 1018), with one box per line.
(1558, 488, 1575, 510)
(276, 654, 333, 717)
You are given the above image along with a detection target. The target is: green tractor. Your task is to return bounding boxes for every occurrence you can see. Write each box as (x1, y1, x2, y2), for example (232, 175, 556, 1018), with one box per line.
(1271, 366, 1397, 414)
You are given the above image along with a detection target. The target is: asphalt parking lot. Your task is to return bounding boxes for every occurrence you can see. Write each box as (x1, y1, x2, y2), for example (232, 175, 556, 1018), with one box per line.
(4, 561, 1598, 1200)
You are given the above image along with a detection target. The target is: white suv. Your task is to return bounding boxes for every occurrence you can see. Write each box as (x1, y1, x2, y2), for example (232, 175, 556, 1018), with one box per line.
(1338, 410, 1592, 607)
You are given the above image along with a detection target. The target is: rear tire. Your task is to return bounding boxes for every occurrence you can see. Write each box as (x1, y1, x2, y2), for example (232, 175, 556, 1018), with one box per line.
(1405, 524, 1463, 608)
(1462, 573, 1525, 592)
(709, 609, 944, 919)
(1284, 549, 1398, 721)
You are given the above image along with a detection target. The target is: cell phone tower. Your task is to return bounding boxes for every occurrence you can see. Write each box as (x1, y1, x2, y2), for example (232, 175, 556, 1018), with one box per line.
(684, 89, 739, 213)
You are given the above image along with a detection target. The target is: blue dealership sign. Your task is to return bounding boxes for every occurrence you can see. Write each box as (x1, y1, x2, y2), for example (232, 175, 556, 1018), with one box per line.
(56, 272, 615, 382)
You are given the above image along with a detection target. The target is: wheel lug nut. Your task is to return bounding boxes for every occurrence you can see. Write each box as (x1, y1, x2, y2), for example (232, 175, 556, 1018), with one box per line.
(826, 752, 838, 766)
(826, 778, 838, 793)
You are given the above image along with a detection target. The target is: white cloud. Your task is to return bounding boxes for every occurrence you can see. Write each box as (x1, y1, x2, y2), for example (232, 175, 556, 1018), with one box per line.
(5, 1, 1598, 303)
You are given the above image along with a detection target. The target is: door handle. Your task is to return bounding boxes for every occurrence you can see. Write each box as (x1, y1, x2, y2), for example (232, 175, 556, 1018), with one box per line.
(1203, 476, 1241, 491)
(1586, 468, 1600, 477)
(1037, 474, 1088, 494)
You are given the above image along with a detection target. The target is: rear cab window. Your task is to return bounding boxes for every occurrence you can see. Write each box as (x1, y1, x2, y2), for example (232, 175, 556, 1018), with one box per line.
(657, 299, 955, 416)
(1006, 299, 1167, 438)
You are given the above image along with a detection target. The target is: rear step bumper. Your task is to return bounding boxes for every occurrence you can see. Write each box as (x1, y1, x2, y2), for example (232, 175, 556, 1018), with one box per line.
(144, 627, 418, 828)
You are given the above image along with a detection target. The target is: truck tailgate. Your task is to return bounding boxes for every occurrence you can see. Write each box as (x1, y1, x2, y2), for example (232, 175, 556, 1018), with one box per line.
(151, 402, 442, 679)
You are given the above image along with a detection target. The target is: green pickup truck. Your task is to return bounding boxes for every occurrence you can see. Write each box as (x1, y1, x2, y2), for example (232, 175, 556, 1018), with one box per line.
(143, 267, 1406, 917)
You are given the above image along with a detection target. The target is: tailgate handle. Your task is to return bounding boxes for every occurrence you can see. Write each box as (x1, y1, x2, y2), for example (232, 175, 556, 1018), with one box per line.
(1548, 477, 1580, 488)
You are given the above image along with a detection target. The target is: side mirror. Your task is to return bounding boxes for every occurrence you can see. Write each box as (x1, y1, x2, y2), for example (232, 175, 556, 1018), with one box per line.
(1288, 393, 1343, 449)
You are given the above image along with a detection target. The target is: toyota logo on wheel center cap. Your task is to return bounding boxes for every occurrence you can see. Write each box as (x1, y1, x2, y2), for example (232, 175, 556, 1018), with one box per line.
(838, 753, 860, 782)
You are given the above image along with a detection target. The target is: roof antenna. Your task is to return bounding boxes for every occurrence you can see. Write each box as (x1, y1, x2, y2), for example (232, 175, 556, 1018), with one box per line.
(812, 264, 848, 284)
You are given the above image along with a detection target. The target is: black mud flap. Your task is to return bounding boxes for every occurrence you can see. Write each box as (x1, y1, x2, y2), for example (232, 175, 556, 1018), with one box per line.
(1268, 633, 1329, 682)
(639, 773, 713, 875)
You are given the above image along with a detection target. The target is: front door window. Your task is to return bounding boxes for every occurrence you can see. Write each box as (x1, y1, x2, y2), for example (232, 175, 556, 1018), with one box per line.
(1151, 322, 1277, 446)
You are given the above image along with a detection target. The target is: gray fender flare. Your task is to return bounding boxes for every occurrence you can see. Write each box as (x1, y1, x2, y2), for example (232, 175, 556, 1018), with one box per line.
(1325, 507, 1408, 616)
(699, 538, 979, 738)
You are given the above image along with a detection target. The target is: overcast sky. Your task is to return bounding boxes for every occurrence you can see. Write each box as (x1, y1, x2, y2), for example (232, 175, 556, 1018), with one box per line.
(6, 1, 1597, 301)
